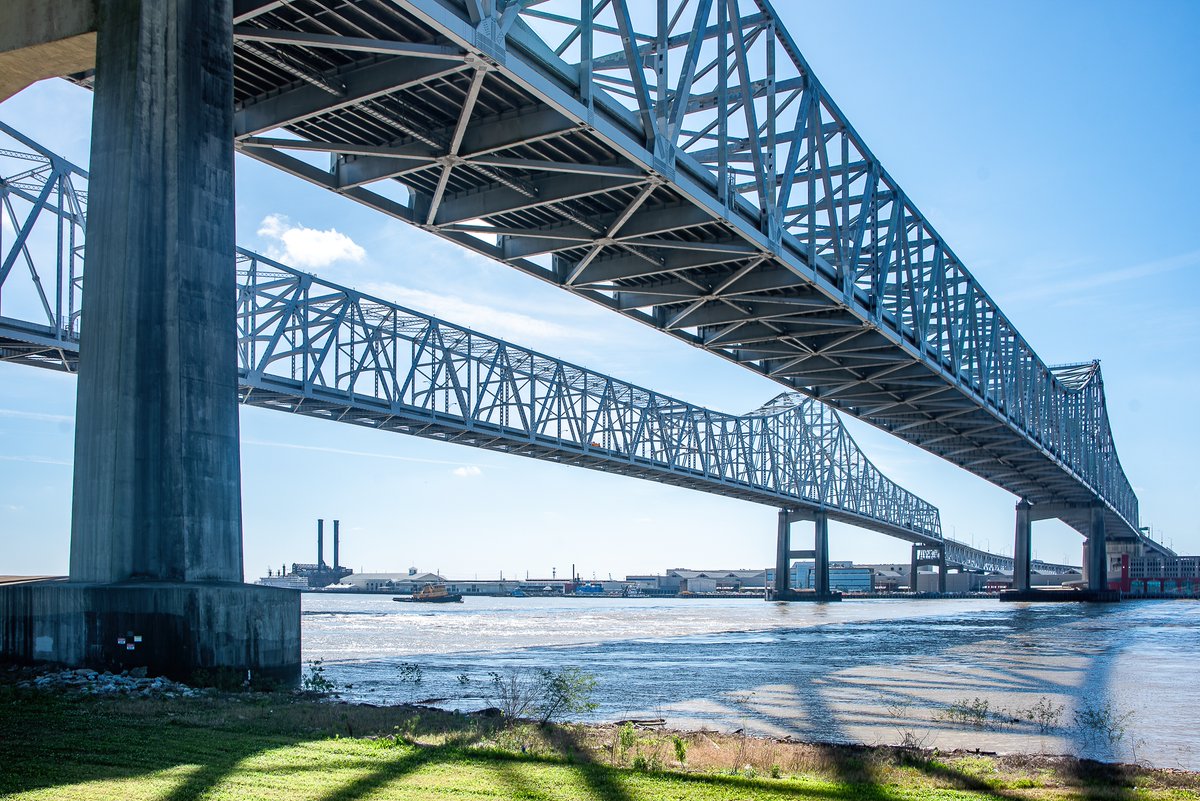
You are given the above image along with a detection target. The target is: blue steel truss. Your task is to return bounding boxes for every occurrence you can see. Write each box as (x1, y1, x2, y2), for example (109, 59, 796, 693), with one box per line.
(941, 540, 1077, 577)
(0, 121, 941, 544)
(207, 0, 1141, 544)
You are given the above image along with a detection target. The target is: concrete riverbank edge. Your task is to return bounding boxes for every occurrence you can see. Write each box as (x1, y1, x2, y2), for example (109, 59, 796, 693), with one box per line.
(1, 678, 1197, 800)
(0, 581, 300, 682)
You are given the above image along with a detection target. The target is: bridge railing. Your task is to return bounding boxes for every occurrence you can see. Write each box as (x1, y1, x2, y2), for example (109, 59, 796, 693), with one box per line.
(493, 0, 1137, 529)
(0, 121, 941, 541)
(238, 249, 942, 538)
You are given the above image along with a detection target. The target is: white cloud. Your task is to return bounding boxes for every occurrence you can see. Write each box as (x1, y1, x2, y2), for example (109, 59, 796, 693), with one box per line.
(452, 465, 482, 478)
(0, 454, 71, 466)
(1001, 248, 1200, 304)
(242, 439, 472, 467)
(0, 409, 74, 424)
(257, 214, 366, 268)
(360, 282, 597, 347)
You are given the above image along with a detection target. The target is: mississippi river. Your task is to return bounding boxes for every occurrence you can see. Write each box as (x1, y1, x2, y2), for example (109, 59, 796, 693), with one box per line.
(302, 595, 1199, 769)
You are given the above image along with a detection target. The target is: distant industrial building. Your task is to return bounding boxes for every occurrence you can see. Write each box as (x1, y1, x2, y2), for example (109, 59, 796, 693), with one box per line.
(259, 519, 353, 589)
(338, 569, 446, 593)
(766, 561, 874, 593)
(1119, 554, 1200, 595)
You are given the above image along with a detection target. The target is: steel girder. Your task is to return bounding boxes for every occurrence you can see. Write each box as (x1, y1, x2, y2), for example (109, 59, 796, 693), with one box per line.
(201, 0, 1141, 542)
(0, 123, 941, 544)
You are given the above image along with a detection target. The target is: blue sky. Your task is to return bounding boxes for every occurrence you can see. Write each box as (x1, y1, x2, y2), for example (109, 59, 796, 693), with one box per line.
(1, 2, 1197, 579)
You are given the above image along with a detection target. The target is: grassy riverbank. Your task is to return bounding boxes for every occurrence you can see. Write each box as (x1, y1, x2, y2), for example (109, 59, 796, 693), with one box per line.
(1, 680, 1196, 800)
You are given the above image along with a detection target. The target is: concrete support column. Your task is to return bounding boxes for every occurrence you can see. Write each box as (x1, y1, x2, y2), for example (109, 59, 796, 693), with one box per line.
(775, 508, 790, 595)
(69, 0, 242, 583)
(0, 0, 299, 682)
(910, 545, 919, 593)
(1086, 502, 1108, 592)
(936, 546, 947, 594)
(813, 512, 830, 596)
(1013, 501, 1032, 592)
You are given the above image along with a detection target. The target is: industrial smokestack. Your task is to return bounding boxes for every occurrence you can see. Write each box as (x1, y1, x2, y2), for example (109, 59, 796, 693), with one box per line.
(317, 518, 325, 568)
(333, 519, 340, 570)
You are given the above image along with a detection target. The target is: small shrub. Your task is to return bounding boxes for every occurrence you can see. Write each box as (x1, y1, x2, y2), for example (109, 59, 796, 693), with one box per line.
(1022, 697, 1064, 733)
(672, 734, 688, 765)
(486, 667, 597, 725)
(631, 754, 649, 771)
(618, 721, 637, 763)
(1074, 702, 1132, 745)
(770, 764, 782, 779)
(397, 662, 423, 685)
(538, 667, 598, 724)
(940, 697, 992, 728)
(300, 660, 337, 695)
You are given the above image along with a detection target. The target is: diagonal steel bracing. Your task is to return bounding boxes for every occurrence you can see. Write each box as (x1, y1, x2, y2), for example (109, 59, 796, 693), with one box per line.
(190, 0, 1145, 546)
(0, 124, 943, 545)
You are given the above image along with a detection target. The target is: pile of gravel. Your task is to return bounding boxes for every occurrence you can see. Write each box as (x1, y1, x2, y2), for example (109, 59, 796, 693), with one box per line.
(16, 668, 205, 698)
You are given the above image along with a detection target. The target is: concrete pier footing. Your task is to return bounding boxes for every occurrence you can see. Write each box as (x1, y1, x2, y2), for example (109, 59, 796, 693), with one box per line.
(0, 581, 300, 682)
(999, 588, 1120, 603)
(769, 589, 843, 602)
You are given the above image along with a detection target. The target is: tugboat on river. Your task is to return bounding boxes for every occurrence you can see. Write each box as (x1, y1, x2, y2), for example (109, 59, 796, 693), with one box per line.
(393, 583, 464, 603)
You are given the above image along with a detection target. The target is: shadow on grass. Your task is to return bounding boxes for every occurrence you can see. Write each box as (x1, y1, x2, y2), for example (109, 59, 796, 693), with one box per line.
(0, 683, 1178, 801)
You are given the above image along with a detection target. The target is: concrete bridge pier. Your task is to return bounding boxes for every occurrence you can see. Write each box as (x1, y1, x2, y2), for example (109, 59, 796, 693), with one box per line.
(1001, 499, 1119, 602)
(0, 0, 299, 682)
(1012, 500, 1033, 591)
(772, 508, 840, 601)
(1084, 502, 1108, 593)
(909, 543, 946, 593)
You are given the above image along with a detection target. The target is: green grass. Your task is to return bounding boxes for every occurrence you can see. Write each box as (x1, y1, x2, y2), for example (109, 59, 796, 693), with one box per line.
(1, 683, 1196, 801)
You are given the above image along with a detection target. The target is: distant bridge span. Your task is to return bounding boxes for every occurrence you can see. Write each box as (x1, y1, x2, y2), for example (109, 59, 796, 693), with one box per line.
(203, 0, 1153, 555)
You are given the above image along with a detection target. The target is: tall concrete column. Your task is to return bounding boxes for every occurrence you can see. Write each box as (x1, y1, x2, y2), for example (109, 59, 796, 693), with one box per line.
(775, 508, 790, 595)
(70, 0, 242, 583)
(0, 0, 300, 682)
(910, 544, 919, 593)
(1013, 500, 1032, 592)
(936, 546, 947, 593)
(813, 512, 830, 596)
(1085, 502, 1108, 592)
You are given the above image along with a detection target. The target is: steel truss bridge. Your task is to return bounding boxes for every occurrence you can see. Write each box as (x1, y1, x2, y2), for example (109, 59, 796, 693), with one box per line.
(162, 0, 1152, 553)
(0, 121, 1087, 573)
(0, 122, 946, 546)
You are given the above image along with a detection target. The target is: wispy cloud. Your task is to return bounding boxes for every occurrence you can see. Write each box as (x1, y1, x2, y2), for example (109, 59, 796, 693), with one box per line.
(1001, 248, 1200, 304)
(0, 409, 74, 424)
(242, 438, 478, 468)
(257, 214, 366, 268)
(0, 454, 71, 466)
(360, 281, 599, 346)
(452, 465, 482, 478)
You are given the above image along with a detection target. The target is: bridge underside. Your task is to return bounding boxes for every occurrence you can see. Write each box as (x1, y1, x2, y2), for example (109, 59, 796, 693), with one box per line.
(211, 0, 1136, 542)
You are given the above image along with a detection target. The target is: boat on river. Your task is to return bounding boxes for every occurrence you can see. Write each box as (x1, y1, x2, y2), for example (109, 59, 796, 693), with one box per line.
(393, 583, 463, 603)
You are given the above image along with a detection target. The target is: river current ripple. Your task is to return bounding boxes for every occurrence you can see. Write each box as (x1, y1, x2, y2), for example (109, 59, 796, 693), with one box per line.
(302, 595, 1199, 769)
